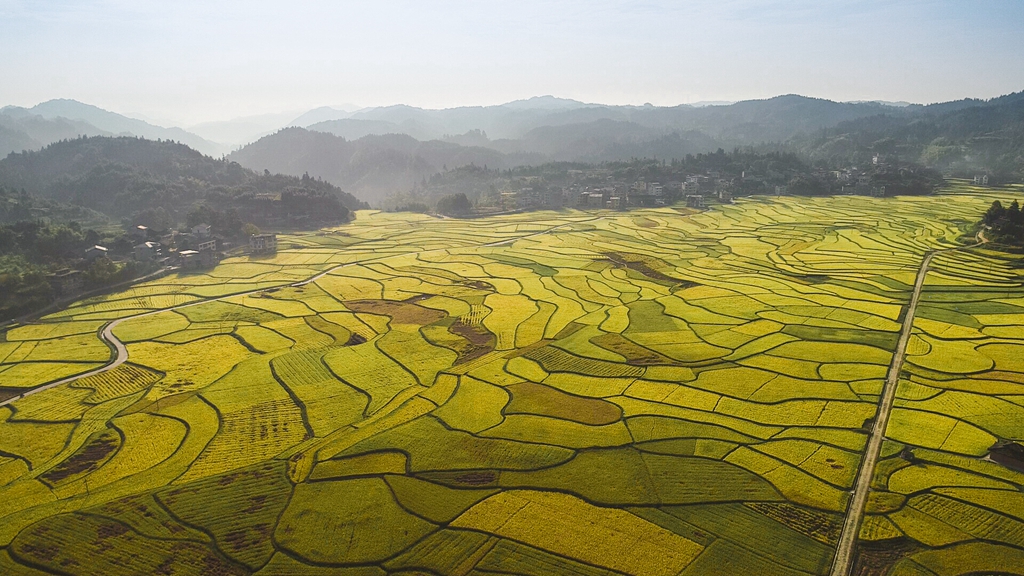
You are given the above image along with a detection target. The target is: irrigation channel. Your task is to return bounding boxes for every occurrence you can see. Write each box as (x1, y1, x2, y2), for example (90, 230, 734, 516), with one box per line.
(829, 231, 987, 576)
(0, 217, 601, 409)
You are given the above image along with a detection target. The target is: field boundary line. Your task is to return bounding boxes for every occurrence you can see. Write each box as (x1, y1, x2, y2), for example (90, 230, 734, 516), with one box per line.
(0, 217, 597, 409)
(829, 232, 986, 576)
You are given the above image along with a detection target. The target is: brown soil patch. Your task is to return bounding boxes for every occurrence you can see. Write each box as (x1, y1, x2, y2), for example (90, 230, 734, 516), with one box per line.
(419, 469, 500, 487)
(0, 387, 22, 403)
(243, 495, 269, 514)
(345, 299, 447, 325)
(96, 521, 130, 539)
(632, 216, 658, 228)
(989, 441, 1024, 472)
(505, 382, 622, 425)
(605, 252, 698, 288)
(449, 321, 496, 364)
(590, 333, 673, 365)
(464, 280, 495, 292)
(41, 428, 121, 484)
(746, 502, 842, 546)
(851, 537, 922, 576)
(344, 333, 367, 346)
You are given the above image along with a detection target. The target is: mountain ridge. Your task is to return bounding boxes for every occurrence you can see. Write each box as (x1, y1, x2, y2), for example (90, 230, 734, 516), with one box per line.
(1, 99, 224, 156)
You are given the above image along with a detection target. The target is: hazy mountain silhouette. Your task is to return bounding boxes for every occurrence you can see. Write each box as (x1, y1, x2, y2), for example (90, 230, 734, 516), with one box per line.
(188, 111, 303, 148)
(227, 128, 536, 203)
(307, 118, 427, 141)
(289, 104, 363, 127)
(0, 110, 112, 156)
(0, 136, 366, 220)
(5, 92, 1022, 208)
(226, 91, 1024, 204)
(0, 99, 223, 156)
(498, 96, 593, 110)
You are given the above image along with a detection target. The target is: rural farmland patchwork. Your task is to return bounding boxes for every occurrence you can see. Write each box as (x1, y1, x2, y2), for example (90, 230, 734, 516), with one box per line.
(2, 182, 1024, 575)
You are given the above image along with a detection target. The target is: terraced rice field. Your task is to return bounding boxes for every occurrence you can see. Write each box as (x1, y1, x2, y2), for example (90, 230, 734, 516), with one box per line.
(1, 180, 1023, 575)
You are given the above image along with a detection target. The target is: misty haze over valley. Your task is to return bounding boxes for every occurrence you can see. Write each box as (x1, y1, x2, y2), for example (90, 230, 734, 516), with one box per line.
(4, 91, 1023, 206)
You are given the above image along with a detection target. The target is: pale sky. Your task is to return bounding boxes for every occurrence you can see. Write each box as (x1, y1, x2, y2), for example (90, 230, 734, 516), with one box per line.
(2, 0, 1023, 125)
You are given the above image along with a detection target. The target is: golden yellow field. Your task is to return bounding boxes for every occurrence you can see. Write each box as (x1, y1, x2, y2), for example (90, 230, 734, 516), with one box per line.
(2, 181, 1023, 575)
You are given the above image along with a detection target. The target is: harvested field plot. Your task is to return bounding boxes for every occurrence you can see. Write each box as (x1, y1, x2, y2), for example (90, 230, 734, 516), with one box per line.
(0, 186, 1018, 575)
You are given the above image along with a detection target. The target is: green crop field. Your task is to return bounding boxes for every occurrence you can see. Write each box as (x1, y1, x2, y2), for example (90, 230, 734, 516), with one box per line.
(2, 180, 1024, 575)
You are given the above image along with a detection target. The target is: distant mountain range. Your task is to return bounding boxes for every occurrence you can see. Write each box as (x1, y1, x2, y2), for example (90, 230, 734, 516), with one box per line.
(0, 93, 931, 158)
(226, 92, 1024, 203)
(3, 92, 1022, 206)
(1, 99, 223, 156)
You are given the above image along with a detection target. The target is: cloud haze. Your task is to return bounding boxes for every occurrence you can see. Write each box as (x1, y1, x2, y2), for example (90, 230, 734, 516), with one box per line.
(2, 0, 1022, 124)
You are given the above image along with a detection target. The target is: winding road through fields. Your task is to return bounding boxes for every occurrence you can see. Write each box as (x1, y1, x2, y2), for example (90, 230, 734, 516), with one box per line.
(829, 232, 986, 576)
(0, 217, 601, 409)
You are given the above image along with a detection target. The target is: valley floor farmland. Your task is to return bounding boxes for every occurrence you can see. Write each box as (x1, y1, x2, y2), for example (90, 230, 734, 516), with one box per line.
(1, 183, 1023, 575)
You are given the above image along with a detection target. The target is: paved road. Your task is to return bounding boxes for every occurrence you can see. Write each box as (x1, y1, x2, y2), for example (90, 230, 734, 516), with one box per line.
(0, 218, 587, 409)
(830, 233, 986, 576)
(1, 295, 223, 409)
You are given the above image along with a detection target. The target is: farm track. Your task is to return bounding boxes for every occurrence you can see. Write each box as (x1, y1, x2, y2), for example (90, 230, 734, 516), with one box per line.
(0, 218, 600, 409)
(829, 231, 987, 576)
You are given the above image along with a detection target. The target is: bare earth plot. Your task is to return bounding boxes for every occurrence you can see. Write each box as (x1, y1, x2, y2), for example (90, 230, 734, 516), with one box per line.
(0, 181, 1022, 575)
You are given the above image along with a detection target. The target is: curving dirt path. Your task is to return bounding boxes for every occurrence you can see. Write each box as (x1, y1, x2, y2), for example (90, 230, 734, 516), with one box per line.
(0, 218, 599, 409)
(830, 231, 987, 576)
(0, 290, 254, 409)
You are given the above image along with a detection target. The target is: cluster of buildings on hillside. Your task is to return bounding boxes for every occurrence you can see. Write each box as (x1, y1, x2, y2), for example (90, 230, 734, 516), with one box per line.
(493, 170, 738, 212)
(127, 223, 224, 270)
(484, 155, 977, 215)
(45, 223, 279, 301)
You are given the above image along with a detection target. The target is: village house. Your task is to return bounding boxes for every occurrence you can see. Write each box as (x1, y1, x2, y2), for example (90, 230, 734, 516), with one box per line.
(129, 225, 149, 242)
(84, 245, 108, 262)
(159, 233, 176, 249)
(178, 249, 201, 270)
(197, 239, 219, 267)
(134, 241, 162, 262)
(250, 233, 278, 254)
(499, 191, 519, 210)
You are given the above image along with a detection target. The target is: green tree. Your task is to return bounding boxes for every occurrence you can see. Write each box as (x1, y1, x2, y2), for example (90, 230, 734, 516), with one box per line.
(84, 257, 118, 288)
(436, 193, 472, 216)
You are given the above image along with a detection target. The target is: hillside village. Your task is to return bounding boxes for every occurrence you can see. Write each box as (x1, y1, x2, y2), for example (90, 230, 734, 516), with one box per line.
(408, 151, 947, 215)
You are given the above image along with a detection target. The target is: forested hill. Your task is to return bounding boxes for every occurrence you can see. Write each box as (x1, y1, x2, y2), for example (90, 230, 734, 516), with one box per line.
(0, 136, 368, 223)
(228, 92, 1024, 205)
(228, 128, 540, 203)
(793, 92, 1024, 180)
